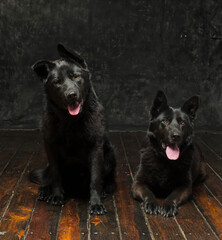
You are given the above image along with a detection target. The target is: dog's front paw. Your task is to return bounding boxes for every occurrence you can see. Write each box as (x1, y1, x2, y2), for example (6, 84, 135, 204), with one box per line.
(90, 204, 107, 215)
(46, 193, 65, 206)
(160, 202, 178, 217)
(38, 186, 51, 201)
(144, 201, 160, 215)
(38, 186, 65, 206)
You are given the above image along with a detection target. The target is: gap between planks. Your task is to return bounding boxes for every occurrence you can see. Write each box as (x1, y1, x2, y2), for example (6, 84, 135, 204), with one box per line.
(192, 201, 220, 240)
(0, 150, 37, 223)
(120, 133, 157, 240)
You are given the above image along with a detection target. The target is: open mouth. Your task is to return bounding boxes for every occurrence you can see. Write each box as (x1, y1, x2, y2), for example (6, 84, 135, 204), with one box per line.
(67, 101, 82, 116)
(162, 143, 180, 160)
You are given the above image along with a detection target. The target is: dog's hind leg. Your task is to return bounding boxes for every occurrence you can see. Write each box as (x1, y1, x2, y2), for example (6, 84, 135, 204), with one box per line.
(30, 141, 65, 206)
(103, 139, 117, 195)
(195, 162, 207, 184)
(29, 166, 50, 185)
(30, 166, 64, 204)
(29, 166, 54, 202)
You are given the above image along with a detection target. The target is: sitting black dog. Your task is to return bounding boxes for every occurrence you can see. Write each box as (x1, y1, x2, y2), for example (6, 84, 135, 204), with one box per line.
(132, 90, 206, 217)
(30, 43, 116, 215)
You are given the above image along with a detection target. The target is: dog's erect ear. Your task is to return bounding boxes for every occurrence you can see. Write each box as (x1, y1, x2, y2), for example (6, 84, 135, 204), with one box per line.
(150, 90, 168, 119)
(57, 43, 88, 70)
(181, 95, 199, 120)
(32, 60, 55, 80)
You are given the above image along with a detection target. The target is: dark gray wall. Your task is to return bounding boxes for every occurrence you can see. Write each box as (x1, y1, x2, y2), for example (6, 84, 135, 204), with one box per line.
(0, 0, 222, 130)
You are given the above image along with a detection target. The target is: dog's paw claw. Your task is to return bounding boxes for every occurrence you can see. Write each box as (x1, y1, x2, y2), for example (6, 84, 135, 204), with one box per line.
(37, 187, 64, 206)
(90, 204, 107, 215)
(49, 195, 65, 206)
(144, 201, 160, 215)
(38, 189, 50, 202)
(160, 203, 178, 217)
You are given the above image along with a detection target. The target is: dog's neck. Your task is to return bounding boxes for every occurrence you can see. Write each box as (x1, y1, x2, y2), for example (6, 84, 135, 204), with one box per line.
(146, 131, 161, 151)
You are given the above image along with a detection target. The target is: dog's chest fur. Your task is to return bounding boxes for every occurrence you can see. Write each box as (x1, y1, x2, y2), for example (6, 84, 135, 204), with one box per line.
(140, 146, 192, 196)
(58, 119, 96, 163)
(43, 110, 100, 166)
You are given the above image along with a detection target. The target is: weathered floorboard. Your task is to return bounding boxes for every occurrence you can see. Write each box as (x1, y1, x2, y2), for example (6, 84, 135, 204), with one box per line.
(110, 132, 152, 240)
(25, 147, 62, 240)
(89, 194, 120, 240)
(0, 130, 221, 239)
(56, 199, 88, 240)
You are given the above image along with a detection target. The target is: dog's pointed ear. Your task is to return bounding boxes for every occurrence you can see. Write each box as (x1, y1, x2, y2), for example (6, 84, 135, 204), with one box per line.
(57, 43, 88, 70)
(32, 60, 55, 80)
(181, 95, 199, 120)
(150, 90, 168, 120)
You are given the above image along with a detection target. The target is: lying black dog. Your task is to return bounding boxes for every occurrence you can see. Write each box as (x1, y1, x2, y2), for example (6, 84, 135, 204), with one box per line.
(30, 43, 116, 215)
(132, 90, 206, 217)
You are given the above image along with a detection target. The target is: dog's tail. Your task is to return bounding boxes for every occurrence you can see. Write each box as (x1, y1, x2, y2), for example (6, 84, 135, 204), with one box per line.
(29, 167, 50, 186)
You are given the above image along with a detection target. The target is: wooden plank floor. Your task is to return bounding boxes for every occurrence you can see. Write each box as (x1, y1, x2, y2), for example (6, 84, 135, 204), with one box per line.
(0, 130, 221, 240)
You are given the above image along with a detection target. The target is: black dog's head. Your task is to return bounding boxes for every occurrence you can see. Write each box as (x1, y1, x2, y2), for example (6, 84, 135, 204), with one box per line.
(32, 43, 90, 116)
(148, 90, 199, 160)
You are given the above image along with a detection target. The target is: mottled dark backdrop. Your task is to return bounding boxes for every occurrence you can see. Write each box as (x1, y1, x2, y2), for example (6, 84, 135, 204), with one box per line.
(0, 0, 222, 130)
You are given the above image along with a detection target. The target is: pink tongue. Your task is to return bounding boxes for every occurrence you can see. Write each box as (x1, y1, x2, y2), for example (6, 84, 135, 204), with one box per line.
(68, 103, 80, 115)
(166, 145, 180, 160)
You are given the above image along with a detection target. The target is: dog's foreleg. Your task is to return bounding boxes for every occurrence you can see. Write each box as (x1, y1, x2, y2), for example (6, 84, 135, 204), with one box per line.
(132, 181, 160, 214)
(89, 144, 107, 215)
(161, 179, 192, 217)
(42, 140, 64, 205)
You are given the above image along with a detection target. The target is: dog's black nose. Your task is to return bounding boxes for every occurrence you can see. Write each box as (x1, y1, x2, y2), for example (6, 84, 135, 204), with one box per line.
(67, 92, 77, 101)
(172, 134, 181, 142)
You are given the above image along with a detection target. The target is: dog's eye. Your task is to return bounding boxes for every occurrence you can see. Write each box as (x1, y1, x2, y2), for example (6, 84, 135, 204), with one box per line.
(161, 120, 169, 125)
(70, 73, 79, 80)
(180, 121, 185, 125)
(73, 76, 79, 80)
